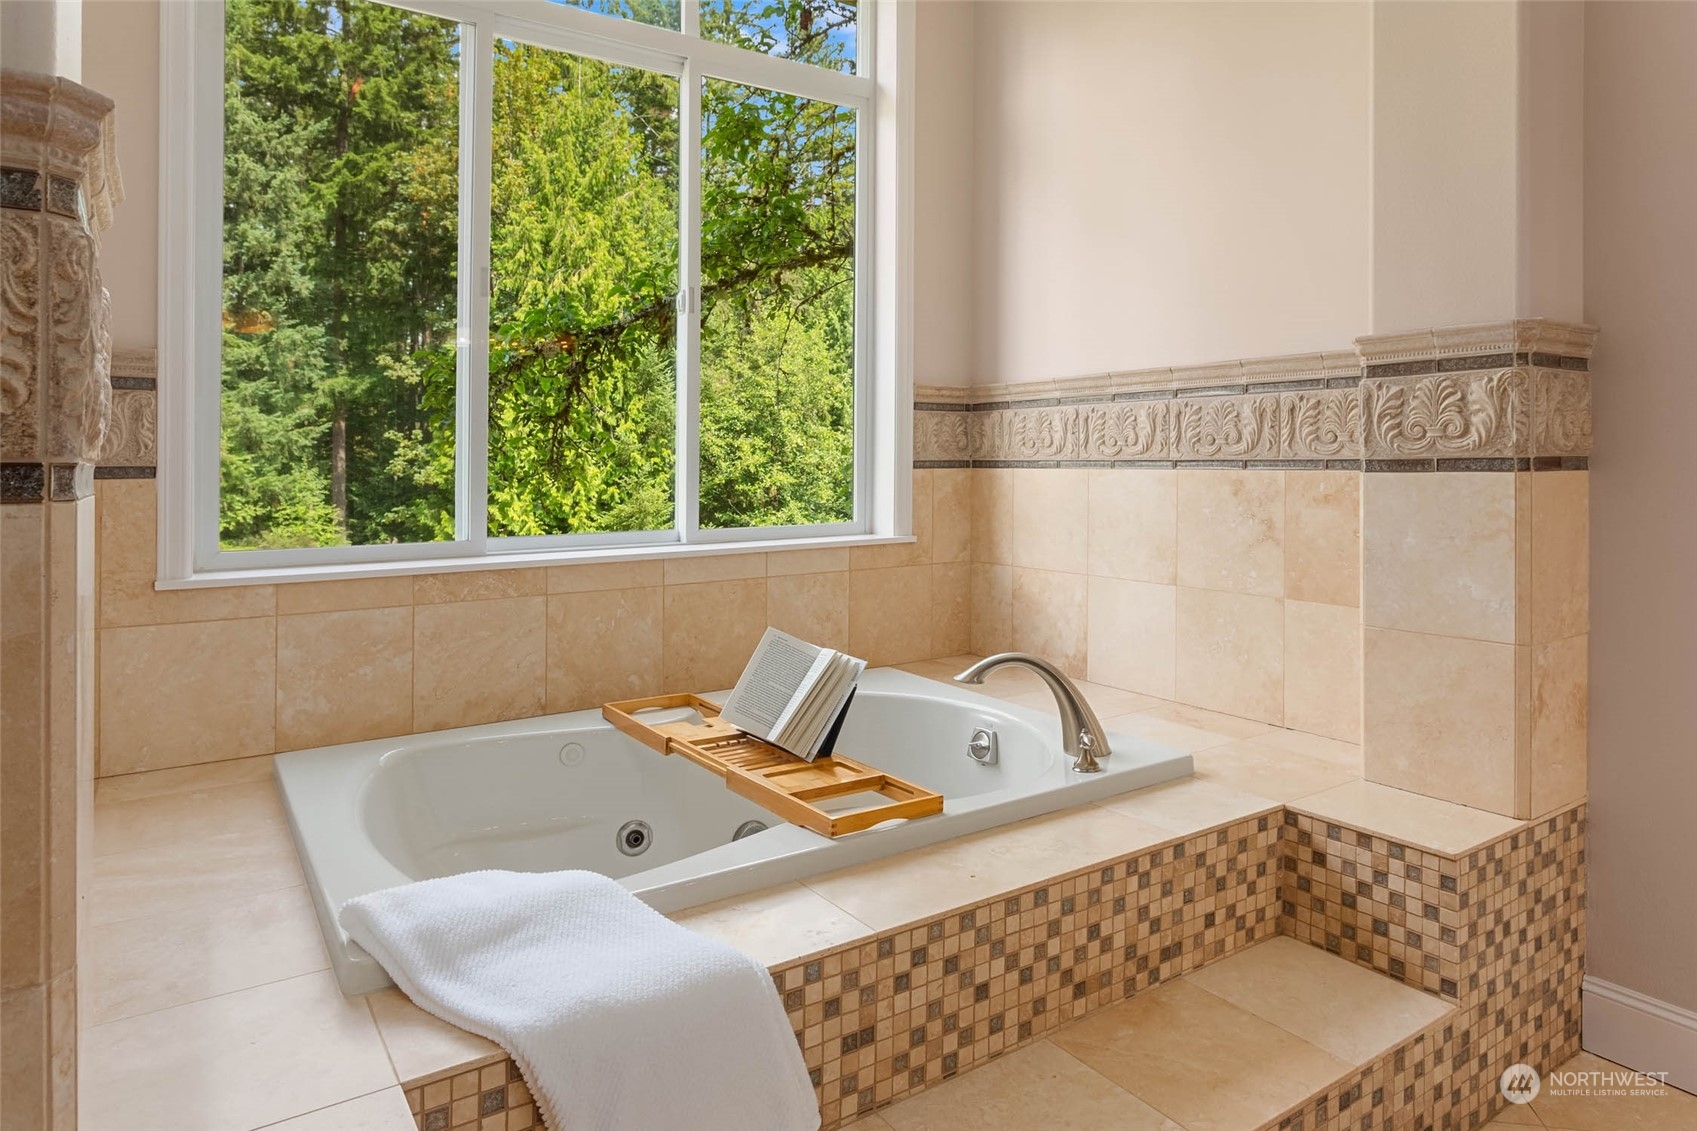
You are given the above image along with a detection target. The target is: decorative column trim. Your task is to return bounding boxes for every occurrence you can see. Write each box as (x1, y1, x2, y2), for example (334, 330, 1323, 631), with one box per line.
(1, 69, 123, 501)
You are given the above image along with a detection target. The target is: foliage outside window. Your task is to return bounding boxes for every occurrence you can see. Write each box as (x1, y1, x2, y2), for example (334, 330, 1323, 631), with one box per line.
(213, 0, 870, 559)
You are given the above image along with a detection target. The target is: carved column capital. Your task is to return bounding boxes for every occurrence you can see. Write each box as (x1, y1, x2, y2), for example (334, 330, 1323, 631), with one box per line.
(1, 68, 122, 487)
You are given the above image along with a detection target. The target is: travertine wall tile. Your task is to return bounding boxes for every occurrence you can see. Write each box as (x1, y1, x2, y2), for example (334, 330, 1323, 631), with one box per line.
(662, 578, 768, 693)
(1531, 470, 1589, 644)
(412, 568, 546, 605)
(1011, 568, 1087, 678)
(1086, 469, 1176, 585)
(275, 608, 413, 751)
(1084, 577, 1176, 700)
(1176, 470, 1285, 598)
(1284, 470, 1359, 607)
(970, 468, 1014, 566)
(1011, 469, 1089, 574)
(1362, 627, 1518, 814)
(413, 597, 547, 731)
(969, 563, 1012, 657)
(1283, 599, 1361, 743)
(545, 587, 663, 713)
(662, 552, 768, 586)
(930, 469, 971, 565)
(767, 572, 850, 655)
(98, 618, 278, 774)
(546, 559, 664, 593)
(929, 563, 971, 657)
(766, 548, 850, 577)
(1363, 472, 1517, 643)
(848, 566, 934, 667)
(1175, 587, 1284, 725)
(1530, 634, 1588, 816)
(273, 576, 413, 616)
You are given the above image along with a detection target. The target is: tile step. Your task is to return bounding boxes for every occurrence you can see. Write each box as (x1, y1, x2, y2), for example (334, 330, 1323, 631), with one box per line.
(857, 935, 1457, 1131)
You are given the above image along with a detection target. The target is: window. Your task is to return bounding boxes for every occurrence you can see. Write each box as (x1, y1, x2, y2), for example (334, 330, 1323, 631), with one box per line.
(159, 0, 910, 583)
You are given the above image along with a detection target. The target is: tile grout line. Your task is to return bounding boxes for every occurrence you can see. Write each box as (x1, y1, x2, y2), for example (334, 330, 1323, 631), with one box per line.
(246, 1084, 405, 1131)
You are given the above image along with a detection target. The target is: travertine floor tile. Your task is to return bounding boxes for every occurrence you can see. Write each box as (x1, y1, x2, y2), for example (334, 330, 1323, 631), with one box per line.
(85, 884, 329, 1025)
(256, 1087, 417, 1130)
(80, 971, 395, 1131)
(93, 753, 276, 804)
(1289, 779, 1522, 856)
(89, 819, 305, 925)
(1484, 1101, 1544, 1126)
(1050, 979, 1351, 1131)
(365, 988, 501, 1083)
(878, 1040, 1181, 1131)
(1186, 937, 1454, 1062)
(840, 1114, 896, 1131)
(92, 777, 287, 857)
(1531, 1053, 1697, 1131)
(671, 883, 874, 966)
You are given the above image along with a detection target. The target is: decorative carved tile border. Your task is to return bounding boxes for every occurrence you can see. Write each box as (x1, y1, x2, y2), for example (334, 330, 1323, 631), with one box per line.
(918, 320, 1598, 470)
(97, 347, 156, 473)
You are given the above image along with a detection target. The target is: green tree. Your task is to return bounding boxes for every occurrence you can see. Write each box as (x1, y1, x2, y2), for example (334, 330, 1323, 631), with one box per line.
(221, 0, 863, 546)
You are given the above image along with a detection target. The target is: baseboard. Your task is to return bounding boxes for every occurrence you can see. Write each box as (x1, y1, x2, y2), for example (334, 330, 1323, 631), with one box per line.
(1582, 976, 1697, 1095)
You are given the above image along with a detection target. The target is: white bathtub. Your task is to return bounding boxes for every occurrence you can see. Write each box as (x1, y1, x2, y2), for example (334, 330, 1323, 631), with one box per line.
(275, 667, 1193, 994)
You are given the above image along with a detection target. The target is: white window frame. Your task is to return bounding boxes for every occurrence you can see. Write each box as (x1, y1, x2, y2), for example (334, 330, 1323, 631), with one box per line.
(157, 0, 913, 588)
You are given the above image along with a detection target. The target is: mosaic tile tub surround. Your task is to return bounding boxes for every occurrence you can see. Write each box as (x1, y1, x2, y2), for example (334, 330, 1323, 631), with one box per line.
(395, 800, 1584, 1131)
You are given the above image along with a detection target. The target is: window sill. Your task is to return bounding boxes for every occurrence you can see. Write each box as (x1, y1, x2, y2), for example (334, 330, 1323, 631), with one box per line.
(154, 533, 918, 590)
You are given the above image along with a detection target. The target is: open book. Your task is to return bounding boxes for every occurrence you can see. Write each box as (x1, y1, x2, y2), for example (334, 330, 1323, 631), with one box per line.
(719, 628, 867, 761)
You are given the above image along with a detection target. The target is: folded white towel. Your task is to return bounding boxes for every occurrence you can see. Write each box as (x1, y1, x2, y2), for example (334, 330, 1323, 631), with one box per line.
(341, 869, 819, 1131)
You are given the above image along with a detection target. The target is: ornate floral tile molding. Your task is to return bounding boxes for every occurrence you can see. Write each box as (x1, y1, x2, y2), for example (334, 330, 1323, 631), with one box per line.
(938, 323, 1595, 470)
(2, 70, 122, 501)
(97, 347, 156, 473)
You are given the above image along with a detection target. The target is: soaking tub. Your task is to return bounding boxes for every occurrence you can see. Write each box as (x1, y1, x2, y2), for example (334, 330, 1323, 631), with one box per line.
(276, 666, 1193, 994)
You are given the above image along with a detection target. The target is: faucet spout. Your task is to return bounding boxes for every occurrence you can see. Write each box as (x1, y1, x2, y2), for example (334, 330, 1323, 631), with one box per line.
(954, 653, 1111, 773)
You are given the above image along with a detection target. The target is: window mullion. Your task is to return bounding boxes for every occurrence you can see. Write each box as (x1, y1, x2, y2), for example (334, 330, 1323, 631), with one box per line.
(678, 59, 703, 543)
(459, 17, 494, 551)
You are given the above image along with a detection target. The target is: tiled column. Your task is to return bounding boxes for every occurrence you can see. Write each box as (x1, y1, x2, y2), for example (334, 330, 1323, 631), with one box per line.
(1358, 320, 1592, 819)
(0, 69, 121, 1131)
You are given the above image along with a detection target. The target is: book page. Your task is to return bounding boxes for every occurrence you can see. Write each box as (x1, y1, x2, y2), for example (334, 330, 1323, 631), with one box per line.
(720, 628, 828, 739)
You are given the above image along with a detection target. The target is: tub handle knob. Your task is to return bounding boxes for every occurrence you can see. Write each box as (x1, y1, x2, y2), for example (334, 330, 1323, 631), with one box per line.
(1072, 730, 1103, 775)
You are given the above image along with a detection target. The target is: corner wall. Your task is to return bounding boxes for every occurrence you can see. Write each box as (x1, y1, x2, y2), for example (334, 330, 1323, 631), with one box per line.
(1581, 0, 1697, 1058)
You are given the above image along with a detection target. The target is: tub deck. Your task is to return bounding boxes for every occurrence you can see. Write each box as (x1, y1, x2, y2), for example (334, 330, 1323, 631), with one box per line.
(74, 656, 1551, 1131)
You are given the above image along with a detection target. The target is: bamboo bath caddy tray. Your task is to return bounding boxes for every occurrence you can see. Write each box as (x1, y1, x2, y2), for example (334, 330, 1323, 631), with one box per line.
(602, 693, 944, 838)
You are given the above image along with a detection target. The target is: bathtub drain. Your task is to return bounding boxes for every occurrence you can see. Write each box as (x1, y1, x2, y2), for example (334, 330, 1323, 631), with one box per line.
(616, 820, 652, 857)
(731, 819, 769, 842)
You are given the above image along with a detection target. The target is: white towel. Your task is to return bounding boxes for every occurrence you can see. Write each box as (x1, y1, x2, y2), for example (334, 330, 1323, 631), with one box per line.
(340, 870, 820, 1131)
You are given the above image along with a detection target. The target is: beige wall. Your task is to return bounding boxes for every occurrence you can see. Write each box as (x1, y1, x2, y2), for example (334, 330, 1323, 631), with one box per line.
(82, 0, 156, 349)
(969, 467, 1362, 743)
(970, 1, 1370, 383)
(1583, 1, 1697, 1016)
(1371, 1, 1585, 333)
(912, 0, 977, 387)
